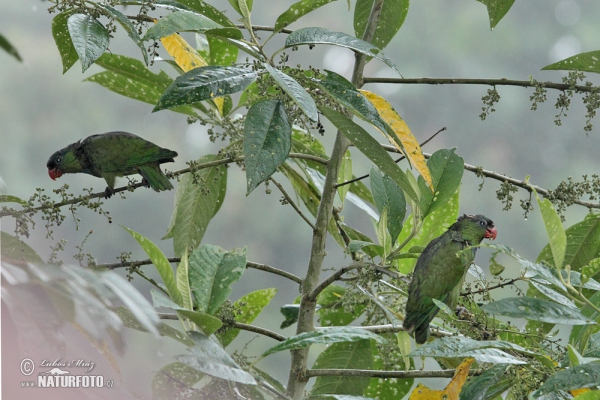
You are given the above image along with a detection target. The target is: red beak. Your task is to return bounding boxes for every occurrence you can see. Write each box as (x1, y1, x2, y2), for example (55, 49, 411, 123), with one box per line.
(48, 168, 64, 181)
(485, 226, 497, 240)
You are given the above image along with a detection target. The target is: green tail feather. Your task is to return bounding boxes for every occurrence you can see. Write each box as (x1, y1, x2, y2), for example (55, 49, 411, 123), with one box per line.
(138, 164, 173, 191)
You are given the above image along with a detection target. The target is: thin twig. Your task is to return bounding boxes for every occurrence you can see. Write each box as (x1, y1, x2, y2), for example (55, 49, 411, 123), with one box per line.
(270, 177, 316, 230)
(158, 315, 286, 341)
(305, 368, 482, 379)
(233, 322, 286, 342)
(362, 77, 597, 93)
(461, 277, 524, 296)
(94, 258, 302, 284)
(335, 127, 446, 188)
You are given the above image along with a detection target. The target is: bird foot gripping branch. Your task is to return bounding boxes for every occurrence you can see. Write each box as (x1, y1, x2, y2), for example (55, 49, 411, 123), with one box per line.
(47, 131, 178, 199)
(403, 214, 497, 344)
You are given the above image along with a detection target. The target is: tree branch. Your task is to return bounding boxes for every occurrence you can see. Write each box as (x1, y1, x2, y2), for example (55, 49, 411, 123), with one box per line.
(95, 258, 302, 285)
(376, 144, 600, 210)
(362, 77, 598, 92)
(0, 153, 327, 219)
(232, 322, 286, 342)
(286, 2, 384, 398)
(306, 368, 482, 379)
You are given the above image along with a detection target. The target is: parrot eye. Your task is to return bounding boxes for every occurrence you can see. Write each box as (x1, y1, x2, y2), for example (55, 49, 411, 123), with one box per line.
(479, 220, 486, 226)
(56, 156, 62, 163)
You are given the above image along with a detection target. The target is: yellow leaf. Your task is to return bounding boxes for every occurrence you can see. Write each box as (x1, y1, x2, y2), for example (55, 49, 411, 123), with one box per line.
(408, 358, 475, 400)
(160, 33, 224, 114)
(571, 388, 591, 396)
(409, 383, 442, 400)
(359, 90, 433, 190)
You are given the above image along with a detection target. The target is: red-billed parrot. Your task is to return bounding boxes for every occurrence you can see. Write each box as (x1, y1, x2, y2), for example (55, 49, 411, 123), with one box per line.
(47, 132, 177, 198)
(403, 214, 497, 344)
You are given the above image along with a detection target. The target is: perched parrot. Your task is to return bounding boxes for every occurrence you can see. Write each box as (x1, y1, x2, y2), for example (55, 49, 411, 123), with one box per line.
(47, 131, 178, 198)
(403, 214, 497, 344)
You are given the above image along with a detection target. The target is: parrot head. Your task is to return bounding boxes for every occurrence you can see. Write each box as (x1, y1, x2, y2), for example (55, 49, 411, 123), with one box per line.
(47, 145, 83, 180)
(457, 214, 497, 242)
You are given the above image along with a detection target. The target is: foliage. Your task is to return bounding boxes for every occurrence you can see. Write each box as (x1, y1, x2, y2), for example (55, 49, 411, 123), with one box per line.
(3, 0, 600, 399)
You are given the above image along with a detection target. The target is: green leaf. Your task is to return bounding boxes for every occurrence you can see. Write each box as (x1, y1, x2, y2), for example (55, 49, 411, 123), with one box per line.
(274, 0, 337, 33)
(1, 231, 44, 264)
(114, 306, 194, 346)
(86, 53, 197, 116)
(163, 154, 227, 256)
(67, 14, 109, 72)
(144, 12, 240, 41)
(98, 4, 148, 65)
(263, 63, 318, 122)
(533, 191, 567, 269)
(178, 331, 256, 384)
(320, 106, 418, 202)
(354, 0, 409, 50)
(364, 338, 413, 399)
(309, 340, 373, 396)
(395, 188, 460, 274)
(0, 33, 21, 61)
(228, 0, 254, 15)
(476, 0, 516, 30)
(370, 166, 406, 243)
(341, 225, 382, 259)
(570, 291, 600, 355)
(152, 361, 204, 399)
(217, 288, 278, 347)
(418, 149, 464, 217)
(409, 336, 529, 364)
(260, 327, 386, 359)
(542, 50, 600, 74)
(207, 36, 239, 66)
(0, 195, 27, 205)
(533, 363, 600, 397)
(244, 99, 292, 194)
(124, 226, 183, 306)
(459, 363, 510, 400)
(316, 70, 394, 137)
(188, 245, 246, 315)
(177, 250, 193, 310)
(174, 0, 237, 27)
(481, 297, 596, 325)
(52, 10, 78, 73)
(154, 66, 257, 112)
(538, 214, 600, 271)
(150, 289, 223, 335)
(583, 258, 600, 285)
(337, 150, 353, 204)
(280, 304, 300, 329)
(376, 207, 391, 256)
(285, 27, 399, 74)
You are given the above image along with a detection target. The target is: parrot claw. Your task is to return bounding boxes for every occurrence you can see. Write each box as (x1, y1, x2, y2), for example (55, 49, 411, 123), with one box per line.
(141, 178, 150, 188)
(104, 187, 115, 199)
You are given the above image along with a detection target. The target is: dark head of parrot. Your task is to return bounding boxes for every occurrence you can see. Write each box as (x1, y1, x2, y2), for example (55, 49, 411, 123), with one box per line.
(46, 143, 84, 180)
(452, 214, 497, 243)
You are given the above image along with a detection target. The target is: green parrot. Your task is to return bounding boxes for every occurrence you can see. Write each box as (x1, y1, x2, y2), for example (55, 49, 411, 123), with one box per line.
(403, 214, 497, 344)
(47, 132, 178, 198)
